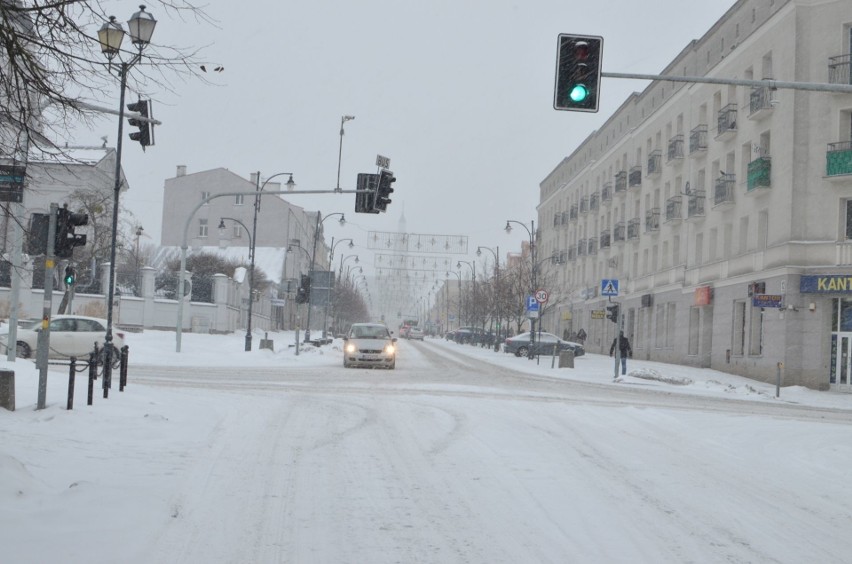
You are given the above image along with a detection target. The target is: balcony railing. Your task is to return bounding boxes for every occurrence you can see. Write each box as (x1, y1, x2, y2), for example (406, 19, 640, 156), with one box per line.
(629, 165, 642, 187)
(579, 196, 589, 214)
(645, 208, 660, 232)
(589, 192, 600, 211)
(827, 141, 852, 177)
(569, 204, 578, 220)
(716, 104, 737, 139)
(665, 195, 682, 222)
(602, 182, 613, 202)
(687, 190, 706, 218)
(714, 173, 736, 206)
(749, 85, 775, 119)
(647, 150, 662, 175)
(829, 54, 852, 85)
(587, 237, 598, 255)
(627, 218, 641, 240)
(577, 239, 587, 256)
(600, 229, 611, 249)
(689, 125, 708, 154)
(667, 134, 684, 162)
(614, 221, 626, 242)
(747, 157, 771, 191)
(615, 170, 628, 193)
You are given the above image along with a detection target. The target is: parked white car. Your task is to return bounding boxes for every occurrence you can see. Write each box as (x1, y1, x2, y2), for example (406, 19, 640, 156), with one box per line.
(1, 315, 126, 365)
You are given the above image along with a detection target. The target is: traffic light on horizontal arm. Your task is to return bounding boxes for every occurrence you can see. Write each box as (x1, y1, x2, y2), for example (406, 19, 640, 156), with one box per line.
(554, 34, 603, 112)
(355, 173, 379, 214)
(375, 169, 395, 212)
(127, 99, 153, 149)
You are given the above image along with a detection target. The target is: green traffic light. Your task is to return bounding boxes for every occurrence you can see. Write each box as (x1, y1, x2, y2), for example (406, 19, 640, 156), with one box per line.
(569, 83, 589, 103)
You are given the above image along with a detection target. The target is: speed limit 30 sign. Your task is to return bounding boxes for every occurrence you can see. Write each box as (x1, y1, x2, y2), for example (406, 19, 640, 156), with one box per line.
(535, 289, 549, 304)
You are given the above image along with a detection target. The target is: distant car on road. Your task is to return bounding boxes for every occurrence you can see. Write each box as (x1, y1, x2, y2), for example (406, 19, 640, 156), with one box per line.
(0, 315, 125, 366)
(343, 323, 397, 369)
(503, 331, 585, 358)
(408, 328, 424, 340)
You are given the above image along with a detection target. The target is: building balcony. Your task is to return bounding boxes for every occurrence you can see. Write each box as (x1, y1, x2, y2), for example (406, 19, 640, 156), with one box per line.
(747, 156, 771, 192)
(716, 104, 737, 141)
(749, 85, 775, 120)
(600, 230, 611, 249)
(645, 208, 660, 232)
(826, 141, 852, 178)
(579, 196, 589, 214)
(714, 173, 735, 207)
(667, 134, 684, 163)
(629, 165, 642, 188)
(601, 182, 613, 203)
(589, 192, 600, 212)
(687, 190, 706, 219)
(614, 221, 626, 243)
(647, 150, 662, 176)
(627, 217, 641, 240)
(829, 54, 852, 86)
(615, 170, 628, 194)
(665, 196, 682, 223)
(689, 125, 708, 155)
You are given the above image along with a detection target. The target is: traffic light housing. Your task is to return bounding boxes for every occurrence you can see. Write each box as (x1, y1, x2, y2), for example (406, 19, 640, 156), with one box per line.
(27, 213, 50, 255)
(54, 206, 89, 259)
(606, 304, 619, 323)
(375, 169, 395, 212)
(295, 274, 311, 304)
(64, 266, 76, 287)
(355, 173, 379, 214)
(127, 99, 153, 149)
(554, 34, 603, 112)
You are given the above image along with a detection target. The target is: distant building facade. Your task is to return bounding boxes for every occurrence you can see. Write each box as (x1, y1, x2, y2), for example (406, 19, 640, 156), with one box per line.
(537, 0, 852, 390)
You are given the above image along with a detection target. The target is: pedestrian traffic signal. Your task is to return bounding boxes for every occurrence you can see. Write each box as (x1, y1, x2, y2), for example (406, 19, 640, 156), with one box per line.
(54, 206, 89, 259)
(295, 274, 311, 304)
(355, 173, 379, 214)
(375, 169, 395, 212)
(606, 304, 619, 323)
(554, 34, 603, 112)
(127, 99, 153, 149)
(64, 266, 76, 287)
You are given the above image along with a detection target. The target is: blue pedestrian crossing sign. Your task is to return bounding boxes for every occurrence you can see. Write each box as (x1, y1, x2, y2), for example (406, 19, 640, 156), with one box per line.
(601, 279, 619, 297)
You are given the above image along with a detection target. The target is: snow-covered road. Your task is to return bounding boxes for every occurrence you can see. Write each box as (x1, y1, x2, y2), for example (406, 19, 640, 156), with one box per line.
(115, 338, 852, 563)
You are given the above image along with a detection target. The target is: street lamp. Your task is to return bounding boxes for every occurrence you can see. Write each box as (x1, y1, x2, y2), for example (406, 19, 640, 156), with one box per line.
(238, 171, 296, 351)
(457, 260, 476, 328)
(305, 211, 346, 342)
(218, 216, 255, 337)
(445, 270, 462, 331)
(98, 5, 157, 384)
(336, 115, 355, 192)
(505, 219, 537, 358)
(476, 245, 501, 347)
(339, 253, 359, 277)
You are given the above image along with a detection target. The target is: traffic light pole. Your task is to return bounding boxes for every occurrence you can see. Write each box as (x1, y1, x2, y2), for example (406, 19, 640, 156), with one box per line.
(601, 71, 852, 94)
(36, 203, 58, 410)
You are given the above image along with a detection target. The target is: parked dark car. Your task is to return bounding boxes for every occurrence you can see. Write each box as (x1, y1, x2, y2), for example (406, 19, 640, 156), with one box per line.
(503, 331, 585, 358)
(452, 326, 488, 344)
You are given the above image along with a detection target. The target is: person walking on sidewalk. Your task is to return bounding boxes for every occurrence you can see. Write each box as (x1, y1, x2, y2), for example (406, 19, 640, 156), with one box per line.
(610, 331, 633, 375)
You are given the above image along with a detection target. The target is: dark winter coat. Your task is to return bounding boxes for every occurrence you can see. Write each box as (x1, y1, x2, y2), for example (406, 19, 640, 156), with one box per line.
(609, 335, 632, 357)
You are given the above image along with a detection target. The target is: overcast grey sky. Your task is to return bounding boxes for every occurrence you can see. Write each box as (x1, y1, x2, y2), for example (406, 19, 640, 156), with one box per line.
(80, 0, 735, 265)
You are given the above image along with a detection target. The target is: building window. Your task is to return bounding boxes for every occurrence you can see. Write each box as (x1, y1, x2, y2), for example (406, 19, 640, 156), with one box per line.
(688, 307, 700, 355)
(201, 191, 211, 205)
(655, 304, 666, 348)
(666, 303, 676, 348)
(845, 200, 852, 239)
(199, 218, 208, 237)
(749, 306, 764, 356)
(732, 300, 746, 355)
(233, 225, 242, 238)
(235, 193, 245, 205)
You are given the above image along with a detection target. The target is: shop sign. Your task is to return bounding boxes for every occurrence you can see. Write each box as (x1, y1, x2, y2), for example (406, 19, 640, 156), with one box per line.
(801, 275, 852, 293)
(694, 286, 713, 306)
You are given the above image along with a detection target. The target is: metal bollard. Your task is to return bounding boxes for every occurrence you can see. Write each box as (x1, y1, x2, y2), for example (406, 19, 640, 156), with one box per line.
(87, 351, 96, 406)
(103, 345, 112, 399)
(119, 346, 129, 392)
(67, 357, 76, 410)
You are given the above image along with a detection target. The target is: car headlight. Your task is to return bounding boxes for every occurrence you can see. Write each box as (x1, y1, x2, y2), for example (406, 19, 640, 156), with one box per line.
(345, 343, 357, 353)
(385, 344, 395, 355)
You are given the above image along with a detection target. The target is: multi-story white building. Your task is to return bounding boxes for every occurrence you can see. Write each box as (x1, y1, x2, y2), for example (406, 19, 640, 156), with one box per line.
(538, 0, 852, 390)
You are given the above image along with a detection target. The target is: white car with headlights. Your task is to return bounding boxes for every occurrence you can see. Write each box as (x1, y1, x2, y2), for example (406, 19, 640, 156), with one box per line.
(343, 323, 397, 369)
